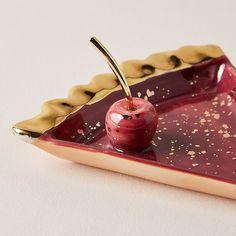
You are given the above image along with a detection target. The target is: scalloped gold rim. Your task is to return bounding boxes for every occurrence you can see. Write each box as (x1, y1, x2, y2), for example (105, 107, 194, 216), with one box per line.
(13, 44, 224, 137)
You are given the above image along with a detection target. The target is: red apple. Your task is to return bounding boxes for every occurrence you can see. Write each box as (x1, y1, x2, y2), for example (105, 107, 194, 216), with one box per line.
(105, 97, 158, 151)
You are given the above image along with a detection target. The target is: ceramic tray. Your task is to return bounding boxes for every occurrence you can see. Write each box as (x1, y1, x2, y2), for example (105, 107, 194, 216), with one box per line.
(13, 45, 236, 199)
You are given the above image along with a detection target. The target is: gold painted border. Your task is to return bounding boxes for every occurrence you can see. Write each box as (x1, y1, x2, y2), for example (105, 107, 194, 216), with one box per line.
(34, 138, 236, 200)
(13, 45, 224, 136)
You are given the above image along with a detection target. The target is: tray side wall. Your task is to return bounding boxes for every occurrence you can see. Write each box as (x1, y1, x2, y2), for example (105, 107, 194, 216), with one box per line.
(34, 139, 236, 200)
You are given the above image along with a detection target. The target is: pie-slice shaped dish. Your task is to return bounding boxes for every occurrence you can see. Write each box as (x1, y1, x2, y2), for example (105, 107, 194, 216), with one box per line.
(13, 45, 236, 199)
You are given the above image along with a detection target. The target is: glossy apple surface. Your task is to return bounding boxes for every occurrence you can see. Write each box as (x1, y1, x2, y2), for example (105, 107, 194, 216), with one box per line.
(105, 97, 158, 151)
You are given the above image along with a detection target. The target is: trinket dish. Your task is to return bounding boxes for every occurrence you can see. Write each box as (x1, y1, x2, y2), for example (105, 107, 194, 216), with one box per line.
(13, 44, 236, 199)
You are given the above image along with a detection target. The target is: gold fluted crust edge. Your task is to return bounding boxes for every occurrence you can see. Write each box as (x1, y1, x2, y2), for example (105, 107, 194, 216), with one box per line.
(13, 45, 224, 135)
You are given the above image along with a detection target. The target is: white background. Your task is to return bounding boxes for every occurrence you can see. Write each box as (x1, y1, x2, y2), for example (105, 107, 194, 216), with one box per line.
(1, 0, 236, 235)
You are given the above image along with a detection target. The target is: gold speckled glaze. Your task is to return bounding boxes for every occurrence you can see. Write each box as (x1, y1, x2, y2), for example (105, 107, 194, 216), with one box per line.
(13, 45, 224, 135)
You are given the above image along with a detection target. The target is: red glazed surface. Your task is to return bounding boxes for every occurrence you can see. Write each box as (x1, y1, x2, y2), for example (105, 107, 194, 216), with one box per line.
(42, 56, 236, 184)
(105, 97, 158, 151)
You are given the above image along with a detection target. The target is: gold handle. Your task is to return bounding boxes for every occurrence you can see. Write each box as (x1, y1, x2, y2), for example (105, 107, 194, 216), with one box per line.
(90, 37, 133, 108)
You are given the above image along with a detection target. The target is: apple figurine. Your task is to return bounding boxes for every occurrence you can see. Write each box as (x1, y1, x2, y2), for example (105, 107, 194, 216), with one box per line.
(105, 97, 158, 151)
(90, 37, 158, 151)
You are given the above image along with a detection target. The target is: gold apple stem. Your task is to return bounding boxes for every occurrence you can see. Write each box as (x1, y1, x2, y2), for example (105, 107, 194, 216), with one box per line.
(90, 37, 134, 110)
